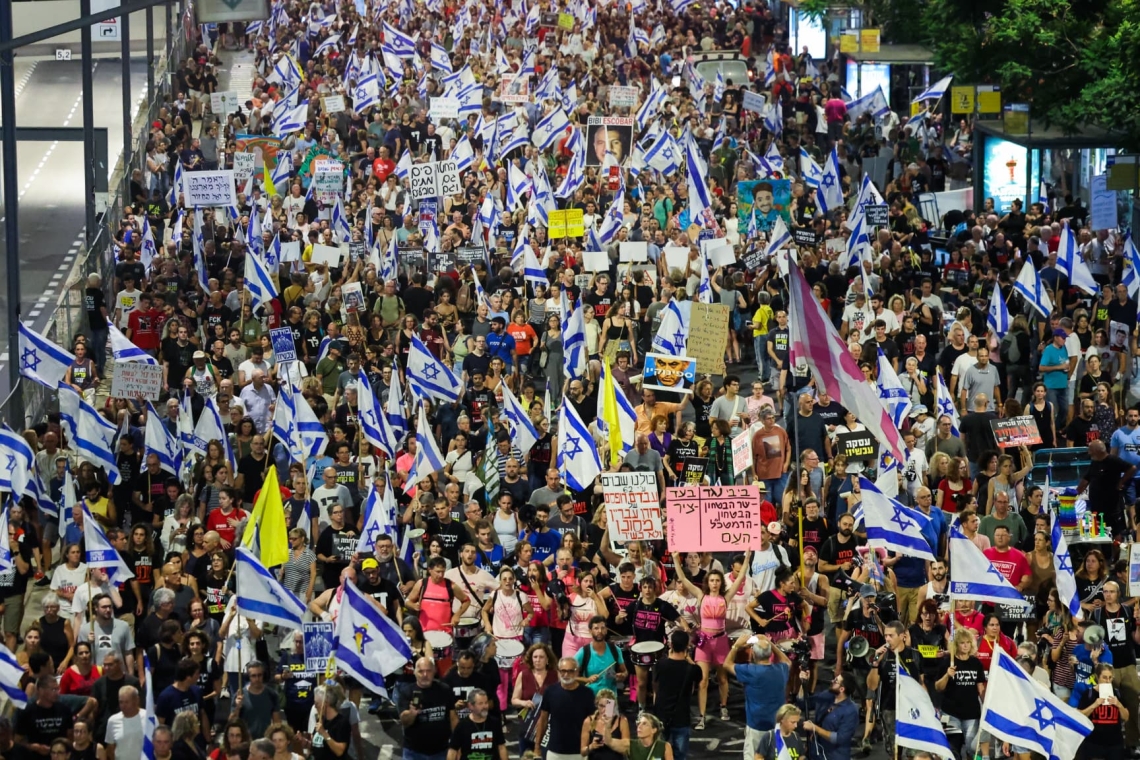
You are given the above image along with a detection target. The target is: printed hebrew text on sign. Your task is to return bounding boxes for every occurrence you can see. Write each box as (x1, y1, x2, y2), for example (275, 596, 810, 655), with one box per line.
(270, 327, 297, 363)
(864, 204, 889, 227)
(110, 362, 165, 400)
(666, 485, 764, 551)
(731, 427, 754, 475)
(837, 430, 878, 462)
(989, 416, 1042, 448)
(303, 621, 334, 673)
(548, 209, 567, 239)
(681, 457, 708, 484)
(182, 170, 238, 208)
(687, 303, 730, 375)
(603, 472, 662, 548)
(322, 94, 346, 114)
(742, 90, 766, 114)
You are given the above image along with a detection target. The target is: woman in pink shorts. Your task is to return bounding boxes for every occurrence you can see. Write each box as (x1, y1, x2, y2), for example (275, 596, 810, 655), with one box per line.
(673, 549, 752, 730)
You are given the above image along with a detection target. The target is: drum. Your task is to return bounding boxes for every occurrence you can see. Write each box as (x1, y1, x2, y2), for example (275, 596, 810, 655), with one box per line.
(454, 617, 482, 649)
(494, 639, 525, 671)
(425, 630, 454, 660)
(630, 641, 665, 668)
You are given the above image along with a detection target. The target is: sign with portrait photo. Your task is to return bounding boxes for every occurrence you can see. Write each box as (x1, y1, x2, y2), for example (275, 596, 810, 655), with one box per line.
(643, 353, 697, 395)
(586, 116, 634, 167)
(737, 179, 792, 236)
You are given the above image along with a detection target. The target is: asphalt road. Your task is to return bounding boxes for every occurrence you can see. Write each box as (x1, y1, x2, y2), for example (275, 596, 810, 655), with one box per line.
(0, 57, 150, 400)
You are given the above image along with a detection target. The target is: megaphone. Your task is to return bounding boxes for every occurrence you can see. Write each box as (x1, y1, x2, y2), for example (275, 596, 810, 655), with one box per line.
(1084, 625, 1106, 648)
(846, 635, 870, 662)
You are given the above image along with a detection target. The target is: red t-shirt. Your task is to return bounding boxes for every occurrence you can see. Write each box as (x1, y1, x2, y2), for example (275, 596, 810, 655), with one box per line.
(983, 546, 1031, 587)
(128, 308, 163, 351)
(205, 506, 249, 546)
(506, 323, 537, 356)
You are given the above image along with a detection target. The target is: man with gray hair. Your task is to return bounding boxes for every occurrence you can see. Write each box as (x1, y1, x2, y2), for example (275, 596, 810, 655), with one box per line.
(725, 633, 791, 760)
(249, 738, 275, 760)
(138, 587, 177, 651)
(230, 660, 281, 740)
(104, 685, 145, 760)
(534, 659, 596, 760)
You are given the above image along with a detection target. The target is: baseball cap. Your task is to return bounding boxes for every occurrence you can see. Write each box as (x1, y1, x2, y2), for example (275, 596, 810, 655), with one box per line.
(193, 350, 207, 359)
(909, 405, 928, 418)
(362, 558, 379, 570)
(1053, 328, 1067, 337)
(859, 584, 878, 598)
(766, 521, 782, 536)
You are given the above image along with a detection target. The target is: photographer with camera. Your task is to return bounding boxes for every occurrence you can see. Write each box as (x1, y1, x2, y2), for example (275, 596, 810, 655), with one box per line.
(863, 620, 923, 754)
(838, 584, 896, 707)
(725, 633, 791, 760)
(518, 503, 562, 565)
(818, 513, 865, 633)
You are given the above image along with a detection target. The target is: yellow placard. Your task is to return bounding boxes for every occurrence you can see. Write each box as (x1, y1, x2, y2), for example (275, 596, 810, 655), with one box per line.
(1106, 162, 1138, 191)
(976, 86, 1002, 114)
(859, 28, 880, 54)
(911, 101, 924, 117)
(557, 12, 574, 30)
(917, 644, 939, 658)
(951, 86, 975, 114)
(565, 208, 585, 237)
(548, 209, 567, 239)
(839, 32, 859, 54)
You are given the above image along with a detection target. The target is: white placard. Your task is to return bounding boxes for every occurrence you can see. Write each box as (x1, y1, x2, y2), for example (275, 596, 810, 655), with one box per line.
(1090, 174, 1117, 231)
(409, 163, 437, 201)
(436, 159, 462, 197)
(664, 245, 691, 273)
(608, 85, 639, 108)
(310, 244, 343, 267)
(618, 241, 648, 263)
(742, 90, 766, 114)
(233, 152, 256, 184)
(707, 242, 736, 267)
(583, 249, 610, 272)
(602, 472, 662, 549)
(323, 94, 346, 114)
(279, 241, 301, 262)
(110, 362, 164, 400)
(312, 161, 344, 204)
(210, 90, 240, 116)
(1129, 543, 1140, 598)
(182, 170, 238, 208)
(429, 97, 461, 120)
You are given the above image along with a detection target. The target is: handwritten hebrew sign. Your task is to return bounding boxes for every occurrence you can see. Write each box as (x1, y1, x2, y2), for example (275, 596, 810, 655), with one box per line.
(110, 362, 164, 400)
(665, 485, 764, 551)
(602, 472, 661, 549)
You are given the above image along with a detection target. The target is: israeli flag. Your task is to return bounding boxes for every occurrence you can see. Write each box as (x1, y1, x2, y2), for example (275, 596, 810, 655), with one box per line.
(394, 149, 413, 180)
(167, 160, 184, 206)
(896, 662, 954, 760)
(1013, 258, 1054, 319)
(532, 107, 570, 152)
(935, 370, 960, 436)
(558, 399, 602, 492)
(1122, 233, 1140, 304)
(235, 547, 307, 628)
(334, 579, 414, 689)
(987, 286, 1011, 338)
(858, 477, 934, 560)
(848, 174, 886, 229)
(406, 333, 462, 403)
(876, 349, 913, 428)
(355, 371, 398, 460)
(357, 475, 395, 554)
(140, 217, 159, 272)
(269, 151, 294, 192)
(77, 400, 121, 485)
(949, 523, 1030, 606)
(145, 401, 182, 476)
(352, 74, 382, 113)
(0, 641, 28, 709)
(523, 246, 549, 290)
(818, 148, 844, 215)
(191, 210, 208, 290)
(1049, 492, 1082, 620)
(652, 299, 688, 355)
(107, 319, 157, 365)
(450, 135, 475, 171)
(713, 70, 726, 103)
(697, 252, 713, 304)
(313, 33, 341, 58)
(191, 397, 234, 472)
(636, 80, 667, 132)
(273, 99, 310, 137)
(644, 129, 681, 175)
(81, 498, 134, 584)
(913, 75, 953, 103)
(430, 42, 453, 73)
(759, 142, 784, 176)
(847, 86, 890, 122)
(244, 250, 279, 312)
(272, 381, 306, 464)
(774, 728, 794, 760)
(501, 382, 540, 455)
(17, 323, 74, 390)
(294, 387, 330, 459)
(980, 648, 1091, 760)
(0, 507, 10, 572)
(561, 291, 588, 381)
(874, 444, 901, 499)
(800, 147, 824, 189)
(684, 131, 715, 227)
(1056, 222, 1098, 296)
(386, 364, 408, 441)
(383, 22, 417, 57)
(599, 188, 625, 244)
(845, 212, 871, 269)
(405, 405, 447, 492)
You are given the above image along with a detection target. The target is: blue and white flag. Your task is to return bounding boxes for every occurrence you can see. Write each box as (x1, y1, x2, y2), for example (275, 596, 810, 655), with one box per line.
(406, 334, 462, 403)
(501, 382, 539, 455)
(532, 107, 570, 151)
(140, 216, 159, 272)
(77, 401, 121, 485)
(383, 22, 417, 57)
(1049, 485, 1082, 620)
(334, 579, 414, 689)
(561, 291, 588, 381)
(874, 444, 901, 499)
(558, 399, 602, 492)
(847, 86, 890, 122)
(313, 33, 341, 58)
(913, 75, 953, 103)
(405, 405, 447, 492)
(235, 546, 307, 628)
(273, 99, 310, 137)
(652, 299, 688, 355)
(0, 507, 10, 573)
(800, 148, 823, 189)
(292, 384, 329, 460)
(844, 211, 871, 270)
(817, 148, 844, 215)
(192, 397, 235, 472)
(896, 662, 954, 760)
(1013, 258, 1054, 319)
(244, 249, 279, 312)
(272, 381, 306, 465)
(774, 729, 794, 760)
(1056, 222, 1098, 296)
(684, 131, 715, 228)
(145, 401, 182, 477)
(450, 135, 475, 171)
(848, 174, 886, 229)
(394, 150, 413, 181)
(697, 251, 713, 304)
(636, 80, 667, 132)
(355, 371, 398, 460)
(430, 42, 453, 73)
(523, 246, 548, 290)
(357, 475, 395, 553)
(987, 286, 1011, 337)
(935, 370, 960, 436)
(18, 323, 74, 390)
(167, 160, 184, 206)
(876, 349, 913, 428)
(191, 210, 209, 290)
(0, 641, 27, 709)
(949, 523, 1030, 605)
(81, 498, 135, 584)
(980, 648, 1091, 760)
(644, 128, 681, 175)
(0, 426, 34, 498)
(386, 365, 408, 441)
(858, 476, 934, 560)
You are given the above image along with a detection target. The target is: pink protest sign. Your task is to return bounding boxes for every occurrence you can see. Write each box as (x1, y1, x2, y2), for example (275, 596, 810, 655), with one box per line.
(665, 485, 764, 551)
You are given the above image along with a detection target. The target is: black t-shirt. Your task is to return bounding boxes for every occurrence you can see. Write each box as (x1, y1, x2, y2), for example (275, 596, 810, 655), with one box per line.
(540, 684, 596, 754)
(16, 701, 74, 744)
(941, 655, 985, 720)
(818, 534, 863, 578)
(448, 716, 506, 760)
(85, 287, 108, 322)
(422, 517, 467, 565)
(908, 624, 950, 681)
(312, 712, 351, 760)
(1086, 456, 1131, 518)
(959, 411, 998, 461)
(397, 680, 453, 752)
(355, 576, 402, 619)
(629, 598, 681, 644)
(316, 526, 357, 590)
(653, 658, 702, 729)
(1080, 688, 1124, 746)
(606, 583, 639, 637)
(1064, 416, 1101, 447)
(875, 646, 923, 710)
(0, 537, 35, 598)
(443, 670, 492, 722)
(843, 605, 897, 652)
(1093, 605, 1137, 667)
(237, 453, 271, 503)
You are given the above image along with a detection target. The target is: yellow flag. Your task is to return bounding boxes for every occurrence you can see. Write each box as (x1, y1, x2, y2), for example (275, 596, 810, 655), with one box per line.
(241, 465, 290, 568)
(263, 161, 277, 197)
(601, 358, 622, 467)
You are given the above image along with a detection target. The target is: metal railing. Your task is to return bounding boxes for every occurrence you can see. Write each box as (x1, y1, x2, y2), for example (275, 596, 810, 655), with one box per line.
(3, 11, 194, 427)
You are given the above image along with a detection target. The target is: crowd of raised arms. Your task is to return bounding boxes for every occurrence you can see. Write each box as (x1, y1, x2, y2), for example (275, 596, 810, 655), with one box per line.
(2, 1, 1138, 760)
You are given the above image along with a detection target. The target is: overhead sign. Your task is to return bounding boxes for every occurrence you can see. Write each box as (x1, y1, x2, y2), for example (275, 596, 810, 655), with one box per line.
(666, 485, 765, 551)
(211, 90, 240, 117)
(198, 0, 269, 22)
(91, 0, 120, 40)
(409, 160, 462, 200)
(110, 362, 164, 400)
(182, 170, 238, 208)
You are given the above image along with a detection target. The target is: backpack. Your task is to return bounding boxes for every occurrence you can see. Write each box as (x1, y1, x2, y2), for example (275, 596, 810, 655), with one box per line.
(488, 589, 525, 624)
(580, 640, 620, 673)
(1000, 331, 1021, 364)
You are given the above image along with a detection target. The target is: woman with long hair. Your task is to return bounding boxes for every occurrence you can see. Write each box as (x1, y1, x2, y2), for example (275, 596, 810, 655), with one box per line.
(127, 522, 162, 616)
(59, 640, 99, 696)
(976, 613, 1016, 672)
(935, 627, 986, 753)
(564, 572, 608, 659)
(511, 642, 557, 755)
(1047, 590, 1080, 699)
(280, 528, 317, 603)
(184, 628, 221, 727)
(783, 467, 815, 518)
(209, 719, 251, 760)
(935, 457, 972, 513)
(1027, 382, 1057, 449)
(203, 551, 233, 623)
(706, 419, 734, 485)
(973, 451, 1000, 514)
(1076, 549, 1109, 615)
(1026, 533, 1057, 639)
(520, 561, 552, 646)
(908, 599, 951, 699)
(172, 712, 206, 760)
(674, 549, 751, 728)
(184, 525, 210, 584)
(581, 688, 631, 760)
(162, 494, 201, 555)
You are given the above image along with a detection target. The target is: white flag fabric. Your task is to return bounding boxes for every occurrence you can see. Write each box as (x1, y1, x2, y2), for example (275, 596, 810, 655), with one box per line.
(235, 547, 307, 628)
(561, 291, 588, 381)
(988, 286, 1011, 337)
(357, 477, 393, 554)
(334, 580, 414, 689)
(1013, 258, 1054, 319)
(405, 334, 462, 403)
(651, 299, 688, 355)
(0, 425, 35, 498)
(817, 147, 844, 214)
(144, 401, 182, 476)
(0, 508, 10, 573)
(935, 370, 960, 436)
(949, 523, 1030, 606)
(876, 348, 913, 428)
(558, 399, 602, 492)
(108, 319, 158, 364)
(896, 662, 954, 760)
(858, 476, 934, 560)
(1050, 499, 1083, 621)
(405, 405, 447, 492)
(81, 498, 135, 584)
(355, 371, 398, 459)
(1056, 222, 1098, 296)
(77, 400, 121, 485)
(0, 643, 28, 708)
(980, 648, 1091, 760)
(244, 249, 279, 312)
(18, 323, 75, 389)
(501, 382, 540, 456)
(192, 397, 234, 472)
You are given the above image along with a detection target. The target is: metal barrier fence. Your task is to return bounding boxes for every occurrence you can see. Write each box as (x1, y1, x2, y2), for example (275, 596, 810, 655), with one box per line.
(3, 10, 194, 427)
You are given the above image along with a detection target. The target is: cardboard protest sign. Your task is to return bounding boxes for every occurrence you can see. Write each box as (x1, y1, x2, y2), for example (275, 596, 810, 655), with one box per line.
(666, 485, 765, 551)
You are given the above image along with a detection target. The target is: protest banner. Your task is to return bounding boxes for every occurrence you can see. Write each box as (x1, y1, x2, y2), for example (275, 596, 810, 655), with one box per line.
(609, 85, 639, 108)
(270, 327, 298, 363)
(990, 416, 1042, 448)
(564, 208, 585, 237)
(557, 11, 575, 29)
(996, 594, 1037, 622)
(680, 458, 708, 484)
(311, 161, 344, 204)
(864, 204, 889, 227)
(233, 152, 256, 184)
(742, 90, 765, 114)
(792, 228, 818, 247)
(836, 430, 878, 463)
(687, 303, 730, 375)
(431, 250, 458, 273)
(643, 354, 697, 394)
(586, 116, 634, 167)
(429, 97, 461, 120)
(602, 472, 662, 549)
(182, 170, 238, 208)
(309, 244, 343, 268)
(279, 241, 301, 262)
(303, 622, 334, 672)
(666, 485, 764, 551)
(498, 75, 530, 103)
(731, 427, 754, 476)
(322, 94, 346, 114)
(110, 362, 164, 400)
(210, 90, 240, 116)
(619, 242, 648, 263)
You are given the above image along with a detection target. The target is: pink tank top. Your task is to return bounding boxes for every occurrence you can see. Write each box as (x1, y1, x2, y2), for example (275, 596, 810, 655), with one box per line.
(700, 595, 727, 633)
(421, 579, 452, 632)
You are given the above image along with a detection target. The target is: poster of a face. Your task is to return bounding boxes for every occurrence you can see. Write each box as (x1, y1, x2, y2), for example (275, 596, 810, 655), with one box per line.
(737, 179, 792, 234)
(586, 117, 634, 167)
(643, 353, 697, 394)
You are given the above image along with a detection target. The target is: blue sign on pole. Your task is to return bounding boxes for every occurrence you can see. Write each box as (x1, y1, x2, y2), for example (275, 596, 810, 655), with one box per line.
(270, 327, 297, 364)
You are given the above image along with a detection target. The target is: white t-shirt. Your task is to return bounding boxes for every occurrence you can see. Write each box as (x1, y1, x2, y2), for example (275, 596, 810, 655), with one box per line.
(904, 449, 929, 501)
(106, 711, 146, 760)
(50, 564, 89, 619)
(951, 352, 977, 380)
(749, 544, 790, 594)
(115, 289, 141, 328)
(841, 303, 872, 335)
(862, 309, 900, 337)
